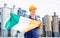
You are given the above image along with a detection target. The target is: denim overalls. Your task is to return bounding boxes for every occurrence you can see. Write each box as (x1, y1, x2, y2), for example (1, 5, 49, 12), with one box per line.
(24, 16, 39, 38)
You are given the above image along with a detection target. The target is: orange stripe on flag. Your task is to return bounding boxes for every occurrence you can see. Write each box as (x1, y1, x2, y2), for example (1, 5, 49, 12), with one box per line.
(24, 20, 41, 32)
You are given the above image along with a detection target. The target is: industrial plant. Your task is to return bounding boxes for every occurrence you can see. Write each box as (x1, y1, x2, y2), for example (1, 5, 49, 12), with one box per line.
(0, 4, 60, 37)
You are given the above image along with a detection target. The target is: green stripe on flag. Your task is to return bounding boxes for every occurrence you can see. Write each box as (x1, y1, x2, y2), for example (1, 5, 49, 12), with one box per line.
(5, 13, 20, 30)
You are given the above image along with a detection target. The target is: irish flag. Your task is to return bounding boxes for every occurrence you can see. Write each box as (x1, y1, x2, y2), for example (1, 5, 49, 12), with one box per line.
(4, 13, 41, 33)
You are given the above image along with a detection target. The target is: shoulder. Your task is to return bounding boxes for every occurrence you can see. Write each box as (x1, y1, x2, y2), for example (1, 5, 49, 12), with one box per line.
(35, 15, 40, 21)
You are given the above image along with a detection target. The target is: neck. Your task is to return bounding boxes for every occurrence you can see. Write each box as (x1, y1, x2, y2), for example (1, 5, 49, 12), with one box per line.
(31, 15, 35, 18)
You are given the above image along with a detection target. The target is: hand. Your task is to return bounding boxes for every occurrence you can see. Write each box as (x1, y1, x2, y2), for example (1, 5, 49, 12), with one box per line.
(38, 21, 42, 29)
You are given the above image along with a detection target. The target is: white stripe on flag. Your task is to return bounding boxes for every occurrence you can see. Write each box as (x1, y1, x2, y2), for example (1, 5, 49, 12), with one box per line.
(12, 16, 31, 33)
(12, 16, 41, 33)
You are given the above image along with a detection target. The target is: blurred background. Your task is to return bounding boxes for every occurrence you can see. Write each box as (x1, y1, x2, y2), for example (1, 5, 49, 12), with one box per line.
(0, 0, 60, 38)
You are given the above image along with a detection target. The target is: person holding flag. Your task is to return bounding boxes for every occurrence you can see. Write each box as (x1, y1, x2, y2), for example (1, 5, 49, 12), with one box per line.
(4, 4, 41, 38)
(24, 5, 41, 38)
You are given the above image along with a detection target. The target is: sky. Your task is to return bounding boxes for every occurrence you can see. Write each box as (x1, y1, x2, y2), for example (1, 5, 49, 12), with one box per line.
(0, 0, 60, 20)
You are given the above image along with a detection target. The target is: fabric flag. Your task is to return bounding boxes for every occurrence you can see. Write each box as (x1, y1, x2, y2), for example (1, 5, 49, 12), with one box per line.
(5, 13, 41, 33)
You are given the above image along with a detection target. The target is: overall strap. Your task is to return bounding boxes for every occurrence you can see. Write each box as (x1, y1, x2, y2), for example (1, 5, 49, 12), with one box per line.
(29, 15, 37, 20)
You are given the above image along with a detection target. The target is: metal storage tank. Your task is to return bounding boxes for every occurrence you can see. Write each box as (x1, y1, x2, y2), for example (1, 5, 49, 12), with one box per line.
(44, 14, 52, 37)
(52, 12, 59, 37)
(10, 5, 18, 37)
(1, 4, 11, 37)
(2, 4, 11, 29)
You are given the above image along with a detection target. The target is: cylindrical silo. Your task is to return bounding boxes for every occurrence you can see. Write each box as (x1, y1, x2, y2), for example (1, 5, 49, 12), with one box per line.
(44, 14, 52, 37)
(1, 4, 11, 37)
(10, 5, 18, 37)
(52, 12, 59, 37)
(2, 4, 11, 29)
